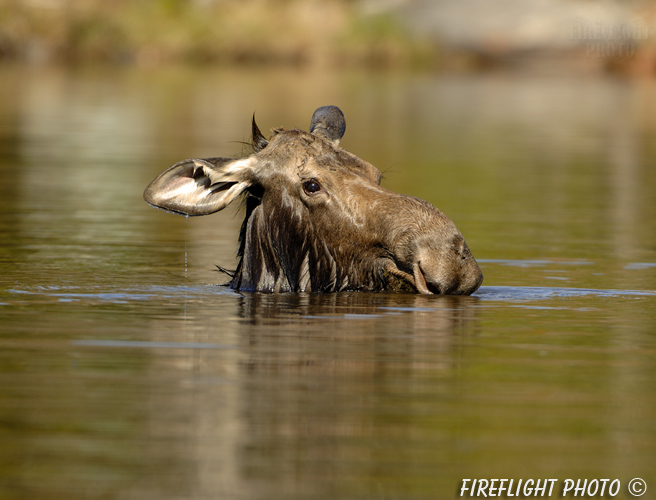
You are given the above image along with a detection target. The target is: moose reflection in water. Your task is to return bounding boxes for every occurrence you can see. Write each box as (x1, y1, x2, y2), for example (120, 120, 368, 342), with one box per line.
(144, 106, 483, 295)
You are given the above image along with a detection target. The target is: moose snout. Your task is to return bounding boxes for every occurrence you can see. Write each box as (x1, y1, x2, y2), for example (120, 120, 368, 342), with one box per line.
(412, 258, 483, 295)
(410, 237, 483, 296)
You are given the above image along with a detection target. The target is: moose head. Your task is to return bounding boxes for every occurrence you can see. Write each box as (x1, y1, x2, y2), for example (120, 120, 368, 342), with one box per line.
(144, 106, 483, 295)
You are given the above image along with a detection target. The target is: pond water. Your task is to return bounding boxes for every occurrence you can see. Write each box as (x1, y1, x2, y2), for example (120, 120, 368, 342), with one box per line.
(1, 64, 655, 499)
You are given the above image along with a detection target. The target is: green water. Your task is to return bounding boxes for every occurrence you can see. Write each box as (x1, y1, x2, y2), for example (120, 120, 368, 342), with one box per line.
(1, 65, 655, 499)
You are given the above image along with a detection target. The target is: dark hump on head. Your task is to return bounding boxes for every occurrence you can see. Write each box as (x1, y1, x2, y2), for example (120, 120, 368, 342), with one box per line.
(308, 106, 381, 185)
(309, 106, 346, 144)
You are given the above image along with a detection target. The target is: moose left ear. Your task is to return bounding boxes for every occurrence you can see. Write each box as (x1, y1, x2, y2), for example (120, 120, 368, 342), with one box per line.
(309, 105, 346, 145)
(143, 157, 254, 216)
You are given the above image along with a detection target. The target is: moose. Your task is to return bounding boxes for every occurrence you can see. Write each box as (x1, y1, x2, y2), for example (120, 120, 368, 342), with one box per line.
(144, 106, 483, 295)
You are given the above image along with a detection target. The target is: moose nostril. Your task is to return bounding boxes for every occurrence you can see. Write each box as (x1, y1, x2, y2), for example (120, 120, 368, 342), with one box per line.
(414, 261, 447, 295)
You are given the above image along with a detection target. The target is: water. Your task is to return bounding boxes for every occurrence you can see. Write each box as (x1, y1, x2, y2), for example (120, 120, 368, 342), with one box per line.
(1, 64, 656, 499)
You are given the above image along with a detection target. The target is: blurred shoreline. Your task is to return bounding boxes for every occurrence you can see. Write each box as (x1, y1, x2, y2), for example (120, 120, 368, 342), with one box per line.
(0, 0, 434, 69)
(0, 0, 654, 75)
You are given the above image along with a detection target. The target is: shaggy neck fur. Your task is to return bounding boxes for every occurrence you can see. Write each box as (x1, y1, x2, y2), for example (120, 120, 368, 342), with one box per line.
(230, 192, 389, 293)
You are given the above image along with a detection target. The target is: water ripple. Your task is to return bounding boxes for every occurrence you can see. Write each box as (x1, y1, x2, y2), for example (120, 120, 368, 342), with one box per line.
(72, 339, 235, 349)
(476, 285, 656, 301)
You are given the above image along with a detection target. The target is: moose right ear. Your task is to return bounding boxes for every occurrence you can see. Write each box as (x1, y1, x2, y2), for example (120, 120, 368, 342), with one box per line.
(143, 157, 254, 216)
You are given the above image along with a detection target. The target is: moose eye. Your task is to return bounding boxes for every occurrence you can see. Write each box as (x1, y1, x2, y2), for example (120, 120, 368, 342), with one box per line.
(302, 179, 322, 195)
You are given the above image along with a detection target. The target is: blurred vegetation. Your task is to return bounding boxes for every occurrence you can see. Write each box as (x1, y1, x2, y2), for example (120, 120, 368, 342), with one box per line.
(0, 0, 437, 68)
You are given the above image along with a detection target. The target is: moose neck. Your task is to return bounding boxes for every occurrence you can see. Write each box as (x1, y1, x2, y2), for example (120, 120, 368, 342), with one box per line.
(231, 191, 388, 293)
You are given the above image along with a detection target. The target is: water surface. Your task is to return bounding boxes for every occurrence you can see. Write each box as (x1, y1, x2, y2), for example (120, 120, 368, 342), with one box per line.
(1, 65, 655, 499)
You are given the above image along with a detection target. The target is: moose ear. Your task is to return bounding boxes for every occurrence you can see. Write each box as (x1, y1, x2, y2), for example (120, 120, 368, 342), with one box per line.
(143, 157, 254, 216)
(309, 105, 346, 145)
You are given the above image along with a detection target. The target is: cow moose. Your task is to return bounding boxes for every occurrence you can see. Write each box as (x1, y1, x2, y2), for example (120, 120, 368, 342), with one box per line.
(144, 106, 483, 295)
